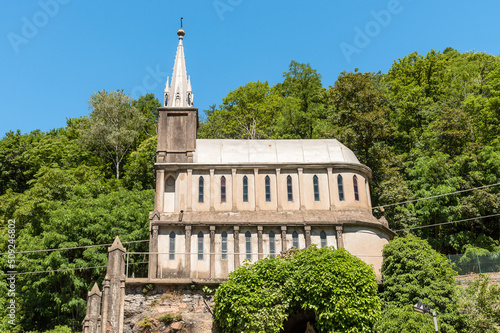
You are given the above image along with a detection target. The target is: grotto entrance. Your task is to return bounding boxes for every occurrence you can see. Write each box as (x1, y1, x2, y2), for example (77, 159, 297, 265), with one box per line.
(282, 309, 316, 333)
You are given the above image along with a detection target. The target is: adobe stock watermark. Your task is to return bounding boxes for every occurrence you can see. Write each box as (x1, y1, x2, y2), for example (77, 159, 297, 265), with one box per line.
(6, 219, 17, 326)
(213, 0, 243, 21)
(131, 65, 168, 100)
(340, 0, 405, 63)
(7, 0, 71, 54)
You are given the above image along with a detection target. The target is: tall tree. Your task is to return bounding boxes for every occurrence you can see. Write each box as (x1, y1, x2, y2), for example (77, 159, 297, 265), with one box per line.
(198, 81, 282, 139)
(274, 61, 328, 139)
(79, 90, 146, 179)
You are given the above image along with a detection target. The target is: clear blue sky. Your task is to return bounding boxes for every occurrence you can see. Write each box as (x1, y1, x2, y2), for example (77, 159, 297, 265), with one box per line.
(1, 1, 500, 137)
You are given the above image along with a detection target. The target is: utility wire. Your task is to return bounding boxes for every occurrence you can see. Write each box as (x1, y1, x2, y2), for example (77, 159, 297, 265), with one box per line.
(393, 213, 500, 232)
(0, 261, 147, 277)
(373, 182, 500, 210)
(0, 239, 149, 256)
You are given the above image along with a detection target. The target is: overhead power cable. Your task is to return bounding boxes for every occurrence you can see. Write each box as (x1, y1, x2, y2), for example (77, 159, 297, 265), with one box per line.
(393, 213, 500, 232)
(373, 182, 500, 210)
(0, 261, 147, 277)
(0, 239, 149, 256)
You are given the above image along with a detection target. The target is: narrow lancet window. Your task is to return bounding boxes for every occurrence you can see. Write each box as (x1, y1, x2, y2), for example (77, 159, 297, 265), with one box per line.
(353, 175, 359, 201)
(169, 231, 175, 260)
(243, 176, 248, 202)
(245, 231, 252, 260)
(269, 231, 275, 257)
(198, 231, 204, 260)
(337, 175, 345, 201)
(198, 176, 204, 203)
(313, 175, 320, 201)
(221, 231, 227, 260)
(292, 231, 299, 248)
(287, 176, 293, 201)
(320, 231, 327, 248)
(221, 176, 226, 203)
(265, 176, 271, 202)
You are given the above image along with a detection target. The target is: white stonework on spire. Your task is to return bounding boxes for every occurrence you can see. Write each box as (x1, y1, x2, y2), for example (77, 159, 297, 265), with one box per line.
(164, 27, 193, 107)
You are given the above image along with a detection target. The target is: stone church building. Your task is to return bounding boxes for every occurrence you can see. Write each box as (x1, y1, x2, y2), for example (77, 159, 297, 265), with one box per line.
(83, 25, 394, 333)
(149, 26, 393, 281)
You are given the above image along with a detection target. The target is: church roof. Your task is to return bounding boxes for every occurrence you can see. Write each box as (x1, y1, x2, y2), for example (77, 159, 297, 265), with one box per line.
(193, 139, 360, 165)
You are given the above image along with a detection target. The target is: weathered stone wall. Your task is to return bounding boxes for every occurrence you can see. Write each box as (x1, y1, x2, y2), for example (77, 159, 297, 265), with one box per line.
(124, 284, 214, 333)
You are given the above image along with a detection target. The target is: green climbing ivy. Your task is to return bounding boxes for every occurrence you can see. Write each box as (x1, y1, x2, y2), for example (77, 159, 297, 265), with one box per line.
(213, 246, 380, 333)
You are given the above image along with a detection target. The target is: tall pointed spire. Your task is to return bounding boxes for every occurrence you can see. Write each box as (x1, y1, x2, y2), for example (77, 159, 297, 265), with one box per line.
(164, 18, 193, 107)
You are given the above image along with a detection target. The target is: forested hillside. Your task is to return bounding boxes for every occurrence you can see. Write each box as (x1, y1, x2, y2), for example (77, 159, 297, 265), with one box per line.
(0, 48, 499, 332)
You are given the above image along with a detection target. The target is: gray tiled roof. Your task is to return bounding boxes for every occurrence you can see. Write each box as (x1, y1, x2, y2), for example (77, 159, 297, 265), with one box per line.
(193, 139, 360, 165)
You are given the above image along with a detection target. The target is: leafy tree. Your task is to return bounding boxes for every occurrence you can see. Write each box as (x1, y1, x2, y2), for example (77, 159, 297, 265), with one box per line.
(123, 135, 157, 190)
(214, 246, 380, 333)
(380, 235, 466, 332)
(328, 70, 397, 205)
(131, 93, 161, 139)
(79, 90, 146, 179)
(198, 82, 282, 139)
(274, 61, 328, 139)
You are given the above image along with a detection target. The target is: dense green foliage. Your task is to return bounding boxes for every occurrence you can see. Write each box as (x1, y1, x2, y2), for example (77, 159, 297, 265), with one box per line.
(379, 235, 465, 332)
(214, 246, 380, 333)
(0, 91, 155, 332)
(1, 48, 500, 332)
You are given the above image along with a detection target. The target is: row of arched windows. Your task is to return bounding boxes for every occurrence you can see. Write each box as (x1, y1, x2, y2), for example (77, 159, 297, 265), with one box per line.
(168, 230, 329, 260)
(196, 174, 362, 204)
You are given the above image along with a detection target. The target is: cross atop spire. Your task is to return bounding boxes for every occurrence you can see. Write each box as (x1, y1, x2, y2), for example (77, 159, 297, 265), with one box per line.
(164, 20, 193, 107)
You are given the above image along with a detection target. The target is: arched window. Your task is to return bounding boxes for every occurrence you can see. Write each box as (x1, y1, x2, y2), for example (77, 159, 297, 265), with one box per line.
(292, 231, 299, 248)
(245, 231, 252, 260)
(287, 175, 293, 201)
(198, 176, 204, 203)
(313, 175, 320, 201)
(198, 232, 204, 260)
(221, 176, 226, 203)
(353, 175, 359, 201)
(320, 231, 327, 248)
(242, 176, 248, 202)
(169, 231, 175, 260)
(337, 175, 345, 201)
(265, 176, 271, 202)
(221, 231, 227, 260)
(269, 231, 275, 257)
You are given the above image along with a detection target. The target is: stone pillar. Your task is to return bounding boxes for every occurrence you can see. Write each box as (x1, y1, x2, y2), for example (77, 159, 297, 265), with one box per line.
(276, 168, 282, 211)
(298, 168, 305, 211)
(187, 169, 193, 212)
(232, 168, 237, 211)
(281, 226, 287, 253)
(82, 283, 102, 333)
(100, 279, 110, 333)
(185, 225, 192, 278)
(327, 167, 335, 209)
(234, 226, 240, 269)
(336, 225, 344, 249)
(155, 169, 165, 212)
(210, 226, 216, 278)
(257, 226, 264, 259)
(210, 169, 215, 212)
(149, 225, 158, 279)
(304, 225, 311, 247)
(253, 168, 259, 211)
(101, 236, 126, 333)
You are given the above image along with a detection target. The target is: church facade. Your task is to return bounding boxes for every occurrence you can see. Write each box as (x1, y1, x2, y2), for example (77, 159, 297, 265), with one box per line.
(148, 26, 394, 281)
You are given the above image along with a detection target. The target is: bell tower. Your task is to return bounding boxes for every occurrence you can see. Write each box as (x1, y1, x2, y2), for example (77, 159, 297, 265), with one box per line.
(156, 19, 197, 163)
